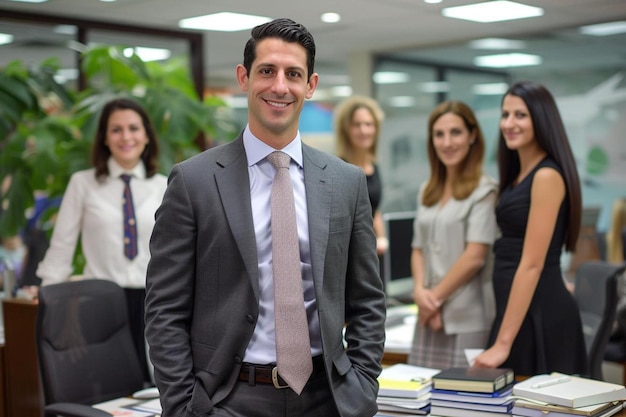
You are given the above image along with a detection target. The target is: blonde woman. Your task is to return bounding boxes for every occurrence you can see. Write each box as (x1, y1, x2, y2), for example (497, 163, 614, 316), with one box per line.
(334, 96, 388, 255)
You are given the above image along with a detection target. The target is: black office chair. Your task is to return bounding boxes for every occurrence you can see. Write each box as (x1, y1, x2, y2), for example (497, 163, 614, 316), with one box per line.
(36, 279, 146, 417)
(573, 261, 626, 381)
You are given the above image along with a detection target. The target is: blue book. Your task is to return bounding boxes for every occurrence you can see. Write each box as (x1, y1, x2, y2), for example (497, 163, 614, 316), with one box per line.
(430, 385, 514, 404)
(430, 397, 514, 413)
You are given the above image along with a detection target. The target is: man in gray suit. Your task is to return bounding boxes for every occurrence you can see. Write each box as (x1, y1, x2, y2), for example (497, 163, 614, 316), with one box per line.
(145, 18, 386, 417)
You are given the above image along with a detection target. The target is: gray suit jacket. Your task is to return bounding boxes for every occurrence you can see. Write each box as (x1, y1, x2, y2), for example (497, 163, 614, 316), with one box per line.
(145, 135, 386, 417)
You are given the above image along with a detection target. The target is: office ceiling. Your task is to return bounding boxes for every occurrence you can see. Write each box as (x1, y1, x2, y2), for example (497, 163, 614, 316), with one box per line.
(1, 0, 625, 92)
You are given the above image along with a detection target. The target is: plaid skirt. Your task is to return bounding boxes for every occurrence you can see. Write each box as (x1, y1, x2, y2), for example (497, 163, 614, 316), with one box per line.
(407, 322, 489, 370)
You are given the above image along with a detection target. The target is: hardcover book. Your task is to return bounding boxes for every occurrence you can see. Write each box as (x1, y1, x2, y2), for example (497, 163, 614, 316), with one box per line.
(430, 397, 514, 413)
(432, 367, 515, 393)
(430, 404, 512, 417)
(431, 386, 513, 404)
(512, 373, 626, 408)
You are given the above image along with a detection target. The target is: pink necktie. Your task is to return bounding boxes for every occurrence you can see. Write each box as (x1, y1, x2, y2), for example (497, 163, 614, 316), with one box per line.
(267, 151, 312, 395)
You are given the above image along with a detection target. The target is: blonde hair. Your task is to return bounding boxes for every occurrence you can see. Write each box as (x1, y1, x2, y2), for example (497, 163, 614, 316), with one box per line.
(334, 95, 385, 160)
(606, 198, 626, 264)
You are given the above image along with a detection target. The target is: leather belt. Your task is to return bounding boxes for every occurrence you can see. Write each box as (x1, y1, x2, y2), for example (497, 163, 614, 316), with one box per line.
(238, 355, 325, 389)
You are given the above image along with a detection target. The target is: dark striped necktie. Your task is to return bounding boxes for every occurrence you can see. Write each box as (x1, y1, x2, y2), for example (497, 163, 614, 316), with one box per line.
(121, 174, 138, 260)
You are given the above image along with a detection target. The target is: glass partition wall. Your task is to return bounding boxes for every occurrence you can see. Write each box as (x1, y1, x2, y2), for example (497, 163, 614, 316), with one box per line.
(373, 58, 509, 213)
(0, 10, 203, 95)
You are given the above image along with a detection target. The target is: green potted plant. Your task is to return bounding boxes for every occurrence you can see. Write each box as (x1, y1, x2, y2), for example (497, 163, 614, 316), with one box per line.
(0, 45, 239, 241)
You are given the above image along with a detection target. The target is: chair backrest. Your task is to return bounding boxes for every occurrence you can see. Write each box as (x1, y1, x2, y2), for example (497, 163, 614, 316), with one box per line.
(574, 261, 626, 380)
(36, 279, 144, 406)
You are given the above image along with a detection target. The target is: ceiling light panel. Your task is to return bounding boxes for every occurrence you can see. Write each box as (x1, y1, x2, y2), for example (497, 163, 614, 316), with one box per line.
(474, 52, 542, 68)
(373, 71, 410, 84)
(179, 12, 272, 32)
(0, 33, 14, 46)
(442, 1, 544, 23)
(468, 37, 526, 49)
(579, 21, 626, 36)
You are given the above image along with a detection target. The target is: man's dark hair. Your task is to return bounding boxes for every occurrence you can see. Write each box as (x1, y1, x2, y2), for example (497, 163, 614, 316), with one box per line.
(243, 18, 316, 81)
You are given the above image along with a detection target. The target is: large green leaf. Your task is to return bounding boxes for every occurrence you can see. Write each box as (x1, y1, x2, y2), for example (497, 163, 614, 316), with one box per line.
(81, 45, 147, 90)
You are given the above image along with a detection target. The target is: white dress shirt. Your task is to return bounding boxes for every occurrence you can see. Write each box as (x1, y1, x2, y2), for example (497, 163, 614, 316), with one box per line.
(37, 158, 167, 288)
(242, 126, 323, 364)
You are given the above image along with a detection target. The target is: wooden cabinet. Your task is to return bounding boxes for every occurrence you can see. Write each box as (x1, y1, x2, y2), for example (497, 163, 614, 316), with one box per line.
(2, 299, 42, 417)
(0, 343, 6, 417)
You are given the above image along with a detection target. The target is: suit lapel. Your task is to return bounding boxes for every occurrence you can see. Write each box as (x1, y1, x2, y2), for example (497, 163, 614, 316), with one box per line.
(302, 144, 330, 291)
(214, 136, 260, 298)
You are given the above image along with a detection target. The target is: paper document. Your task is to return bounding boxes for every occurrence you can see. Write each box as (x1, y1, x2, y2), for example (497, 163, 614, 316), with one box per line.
(464, 348, 484, 366)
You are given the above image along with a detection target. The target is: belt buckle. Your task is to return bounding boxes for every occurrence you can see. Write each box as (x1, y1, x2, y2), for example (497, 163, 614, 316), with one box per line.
(271, 367, 289, 389)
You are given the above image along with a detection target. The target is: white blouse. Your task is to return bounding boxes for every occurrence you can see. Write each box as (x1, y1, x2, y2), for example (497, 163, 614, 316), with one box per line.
(37, 158, 167, 288)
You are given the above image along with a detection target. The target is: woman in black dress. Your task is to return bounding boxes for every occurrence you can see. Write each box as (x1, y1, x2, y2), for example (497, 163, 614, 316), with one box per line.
(474, 81, 588, 376)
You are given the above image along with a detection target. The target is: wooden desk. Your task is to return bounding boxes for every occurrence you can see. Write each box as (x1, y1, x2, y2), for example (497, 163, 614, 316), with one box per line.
(2, 299, 42, 417)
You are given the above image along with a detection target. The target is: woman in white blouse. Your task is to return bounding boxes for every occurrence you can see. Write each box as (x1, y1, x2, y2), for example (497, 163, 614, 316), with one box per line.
(408, 100, 498, 369)
(37, 98, 167, 382)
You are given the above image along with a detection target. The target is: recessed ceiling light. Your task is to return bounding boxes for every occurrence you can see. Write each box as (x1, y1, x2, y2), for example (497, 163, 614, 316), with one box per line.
(179, 12, 272, 32)
(7, 0, 48, 3)
(472, 82, 509, 95)
(373, 71, 410, 84)
(442, 1, 544, 23)
(474, 53, 542, 68)
(468, 37, 526, 49)
(124, 47, 171, 62)
(579, 21, 626, 36)
(0, 33, 14, 46)
(321, 13, 341, 23)
(424, 0, 443, 4)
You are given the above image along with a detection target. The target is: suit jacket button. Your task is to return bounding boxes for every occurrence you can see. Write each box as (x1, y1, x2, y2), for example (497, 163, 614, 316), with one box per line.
(246, 314, 254, 323)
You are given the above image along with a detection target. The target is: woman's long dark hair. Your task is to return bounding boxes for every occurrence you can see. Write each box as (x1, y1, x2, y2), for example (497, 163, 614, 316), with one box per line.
(497, 81, 582, 252)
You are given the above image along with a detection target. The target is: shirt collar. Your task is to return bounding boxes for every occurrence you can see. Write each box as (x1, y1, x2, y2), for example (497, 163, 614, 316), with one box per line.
(107, 158, 147, 180)
(243, 125, 303, 168)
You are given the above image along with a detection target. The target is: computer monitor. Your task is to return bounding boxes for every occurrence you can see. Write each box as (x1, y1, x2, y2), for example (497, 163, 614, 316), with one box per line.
(382, 211, 416, 304)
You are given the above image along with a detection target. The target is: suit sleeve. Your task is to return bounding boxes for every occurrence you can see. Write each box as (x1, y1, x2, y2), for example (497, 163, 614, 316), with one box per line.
(343, 169, 387, 384)
(145, 164, 197, 416)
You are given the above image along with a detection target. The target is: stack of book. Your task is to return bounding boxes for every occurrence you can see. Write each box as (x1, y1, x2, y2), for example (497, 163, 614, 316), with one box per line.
(375, 363, 441, 416)
(429, 367, 516, 417)
(511, 373, 626, 417)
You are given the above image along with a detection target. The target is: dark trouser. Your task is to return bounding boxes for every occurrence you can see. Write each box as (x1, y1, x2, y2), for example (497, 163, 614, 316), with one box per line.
(209, 364, 340, 417)
(124, 287, 151, 384)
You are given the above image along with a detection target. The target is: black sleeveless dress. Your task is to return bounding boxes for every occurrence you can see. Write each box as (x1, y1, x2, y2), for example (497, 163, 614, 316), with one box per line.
(366, 163, 382, 215)
(489, 157, 588, 376)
